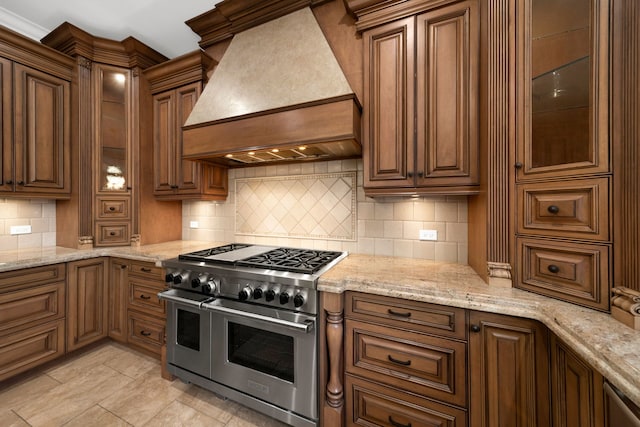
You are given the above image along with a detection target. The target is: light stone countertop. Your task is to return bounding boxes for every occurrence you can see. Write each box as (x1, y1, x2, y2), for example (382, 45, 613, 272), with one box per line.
(318, 253, 640, 408)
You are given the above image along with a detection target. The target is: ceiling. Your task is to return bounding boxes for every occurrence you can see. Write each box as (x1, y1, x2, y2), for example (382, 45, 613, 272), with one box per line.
(0, 0, 223, 58)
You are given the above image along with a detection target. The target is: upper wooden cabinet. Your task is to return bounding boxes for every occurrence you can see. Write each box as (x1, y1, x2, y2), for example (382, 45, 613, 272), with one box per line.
(357, 0, 479, 196)
(145, 51, 228, 201)
(0, 28, 73, 199)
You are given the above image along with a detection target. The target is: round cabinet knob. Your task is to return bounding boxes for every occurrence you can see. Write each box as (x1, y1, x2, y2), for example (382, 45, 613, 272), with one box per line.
(279, 291, 290, 305)
(109, 206, 116, 211)
(6, 180, 13, 185)
(202, 284, 212, 294)
(293, 294, 305, 308)
(471, 324, 481, 333)
(514, 162, 523, 169)
(547, 205, 560, 214)
(239, 286, 252, 301)
(253, 288, 264, 299)
(547, 264, 560, 274)
(265, 289, 276, 302)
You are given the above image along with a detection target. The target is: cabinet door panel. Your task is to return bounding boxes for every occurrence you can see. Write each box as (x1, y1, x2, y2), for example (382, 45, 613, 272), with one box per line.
(363, 17, 415, 188)
(152, 92, 176, 194)
(13, 63, 70, 195)
(108, 259, 128, 343)
(176, 83, 201, 192)
(0, 58, 11, 192)
(416, 0, 478, 186)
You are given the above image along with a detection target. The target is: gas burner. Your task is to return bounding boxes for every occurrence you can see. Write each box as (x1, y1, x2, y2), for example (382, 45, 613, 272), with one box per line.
(179, 243, 252, 262)
(237, 248, 342, 274)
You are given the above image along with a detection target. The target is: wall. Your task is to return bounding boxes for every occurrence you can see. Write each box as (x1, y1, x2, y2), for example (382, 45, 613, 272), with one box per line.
(183, 159, 469, 264)
(0, 199, 56, 250)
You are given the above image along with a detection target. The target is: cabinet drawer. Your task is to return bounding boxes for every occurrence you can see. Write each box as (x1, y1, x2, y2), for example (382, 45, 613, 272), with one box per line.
(96, 197, 130, 219)
(518, 178, 609, 240)
(95, 222, 129, 246)
(127, 311, 164, 355)
(346, 292, 466, 340)
(129, 279, 165, 315)
(128, 261, 163, 280)
(0, 319, 65, 382)
(0, 264, 65, 291)
(346, 319, 467, 407)
(0, 282, 65, 333)
(517, 237, 610, 311)
(345, 374, 467, 427)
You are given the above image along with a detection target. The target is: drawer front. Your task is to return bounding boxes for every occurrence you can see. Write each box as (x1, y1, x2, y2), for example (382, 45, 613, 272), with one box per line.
(0, 264, 65, 291)
(517, 237, 610, 311)
(129, 261, 163, 280)
(346, 319, 467, 407)
(0, 319, 65, 382)
(0, 282, 65, 333)
(129, 279, 165, 315)
(346, 292, 466, 340)
(127, 311, 164, 355)
(96, 197, 130, 219)
(95, 222, 130, 246)
(518, 178, 609, 240)
(346, 374, 467, 427)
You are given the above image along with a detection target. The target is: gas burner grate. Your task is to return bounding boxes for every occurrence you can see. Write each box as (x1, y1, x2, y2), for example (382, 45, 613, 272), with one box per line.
(237, 248, 342, 274)
(179, 243, 252, 262)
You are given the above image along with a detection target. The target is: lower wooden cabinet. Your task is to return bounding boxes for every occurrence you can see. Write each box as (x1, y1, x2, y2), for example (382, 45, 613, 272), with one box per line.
(67, 258, 108, 352)
(108, 258, 129, 343)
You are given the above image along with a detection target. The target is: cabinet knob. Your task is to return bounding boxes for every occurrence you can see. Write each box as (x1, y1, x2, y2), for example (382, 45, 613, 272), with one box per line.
(140, 330, 151, 337)
(547, 205, 560, 214)
(109, 231, 116, 236)
(417, 172, 424, 178)
(547, 264, 560, 274)
(6, 180, 13, 185)
(407, 172, 414, 178)
(514, 162, 523, 169)
(17, 181, 24, 186)
(470, 324, 481, 333)
(120, 264, 127, 269)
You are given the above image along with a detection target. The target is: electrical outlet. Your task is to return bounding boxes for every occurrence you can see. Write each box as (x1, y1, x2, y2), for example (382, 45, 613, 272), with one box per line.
(419, 229, 438, 241)
(10, 225, 32, 235)
(189, 221, 199, 229)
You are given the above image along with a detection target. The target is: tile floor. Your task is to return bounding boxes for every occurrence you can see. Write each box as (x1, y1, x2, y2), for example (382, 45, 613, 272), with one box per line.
(0, 342, 288, 427)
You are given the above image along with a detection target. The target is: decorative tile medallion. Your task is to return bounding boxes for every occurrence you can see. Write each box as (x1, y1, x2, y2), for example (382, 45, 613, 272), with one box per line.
(235, 172, 357, 241)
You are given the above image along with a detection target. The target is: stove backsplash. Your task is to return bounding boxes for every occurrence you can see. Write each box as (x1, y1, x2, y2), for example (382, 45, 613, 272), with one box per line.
(183, 159, 469, 264)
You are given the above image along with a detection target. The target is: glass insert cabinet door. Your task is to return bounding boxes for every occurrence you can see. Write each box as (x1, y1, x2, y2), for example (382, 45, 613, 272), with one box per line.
(95, 64, 131, 192)
(517, 0, 609, 179)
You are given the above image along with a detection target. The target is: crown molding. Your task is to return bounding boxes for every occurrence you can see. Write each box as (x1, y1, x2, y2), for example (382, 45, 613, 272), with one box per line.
(0, 7, 49, 41)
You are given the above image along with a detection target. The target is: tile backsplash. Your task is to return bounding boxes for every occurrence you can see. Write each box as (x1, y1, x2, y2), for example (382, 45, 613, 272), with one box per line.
(183, 159, 469, 264)
(0, 199, 56, 251)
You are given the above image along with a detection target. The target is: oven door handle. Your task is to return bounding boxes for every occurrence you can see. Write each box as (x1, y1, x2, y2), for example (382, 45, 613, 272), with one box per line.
(157, 291, 212, 308)
(205, 304, 314, 333)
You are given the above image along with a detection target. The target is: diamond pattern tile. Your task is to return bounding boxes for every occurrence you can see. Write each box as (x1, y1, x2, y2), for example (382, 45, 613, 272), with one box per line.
(236, 172, 356, 240)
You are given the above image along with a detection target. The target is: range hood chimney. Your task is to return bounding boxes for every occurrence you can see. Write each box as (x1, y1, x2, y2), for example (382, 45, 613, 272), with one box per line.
(182, 7, 361, 167)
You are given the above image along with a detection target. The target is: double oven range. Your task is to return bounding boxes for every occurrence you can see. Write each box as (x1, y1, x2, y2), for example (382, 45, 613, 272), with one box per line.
(158, 244, 347, 427)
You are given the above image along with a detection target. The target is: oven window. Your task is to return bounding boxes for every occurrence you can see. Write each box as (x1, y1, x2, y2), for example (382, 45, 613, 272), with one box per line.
(228, 322, 294, 383)
(177, 309, 199, 351)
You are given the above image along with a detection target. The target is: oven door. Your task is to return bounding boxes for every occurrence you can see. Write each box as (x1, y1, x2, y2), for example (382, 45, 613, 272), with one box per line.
(205, 299, 317, 420)
(160, 289, 212, 379)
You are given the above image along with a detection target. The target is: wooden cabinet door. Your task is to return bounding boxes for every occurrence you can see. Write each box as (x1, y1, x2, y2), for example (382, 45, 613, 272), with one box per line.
(13, 62, 70, 196)
(550, 335, 604, 427)
(152, 90, 176, 195)
(108, 258, 128, 343)
(175, 83, 202, 194)
(67, 258, 108, 352)
(363, 16, 415, 189)
(0, 57, 11, 193)
(415, 0, 479, 188)
(469, 311, 550, 427)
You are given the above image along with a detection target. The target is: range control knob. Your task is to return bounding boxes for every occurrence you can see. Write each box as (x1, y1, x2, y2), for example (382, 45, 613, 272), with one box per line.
(293, 294, 305, 308)
(173, 272, 188, 284)
(265, 289, 276, 302)
(191, 275, 207, 288)
(279, 291, 290, 305)
(239, 286, 253, 301)
(253, 288, 264, 299)
(202, 283, 212, 294)
(164, 272, 176, 283)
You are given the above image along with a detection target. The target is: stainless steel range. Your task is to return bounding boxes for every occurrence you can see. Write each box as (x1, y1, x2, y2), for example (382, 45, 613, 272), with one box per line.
(158, 243, 347, 427)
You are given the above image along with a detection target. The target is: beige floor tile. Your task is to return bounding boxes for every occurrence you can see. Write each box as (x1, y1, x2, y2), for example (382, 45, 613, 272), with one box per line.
(176, 384, 240, 424)
(0, 374, 61, 412)
(45, 343, 125, 383)
(225, 404, 290, 427)
(99, 372, 186, 426)
(141, 399, 224, 427)
(0, 409, 30, 427)
(102, 344, 159, 379)
(14, 364, 134, 427)
(63, 405, 131, 427)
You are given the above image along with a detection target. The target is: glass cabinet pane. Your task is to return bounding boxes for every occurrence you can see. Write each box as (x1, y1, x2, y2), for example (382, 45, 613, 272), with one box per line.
(98, 68, 128, 192)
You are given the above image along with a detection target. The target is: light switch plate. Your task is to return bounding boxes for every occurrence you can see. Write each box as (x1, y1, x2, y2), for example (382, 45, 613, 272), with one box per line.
(10, 225, 31, 235)
(189, 221, 199, 229)
(419, 229, 438, 241)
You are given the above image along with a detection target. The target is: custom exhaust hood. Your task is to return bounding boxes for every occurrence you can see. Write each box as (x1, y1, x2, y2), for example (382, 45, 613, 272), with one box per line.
(182, 7, 362, 167)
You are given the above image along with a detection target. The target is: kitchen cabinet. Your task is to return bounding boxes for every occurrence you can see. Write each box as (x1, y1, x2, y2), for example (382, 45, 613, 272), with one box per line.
(42, 23, 182, 249)
(126, 260, 166, 357)
(67, 258, 108, 352)
(145, 51, 228, 201)
(0, 264, 66, 381)
(468, 310, 550, 427)
(359, 0, 479, 196)
(108, 258, 129, 343)
(514, 0, 612, 311)
(550, 335, 604, 427)
(0, 28, 73, 198)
